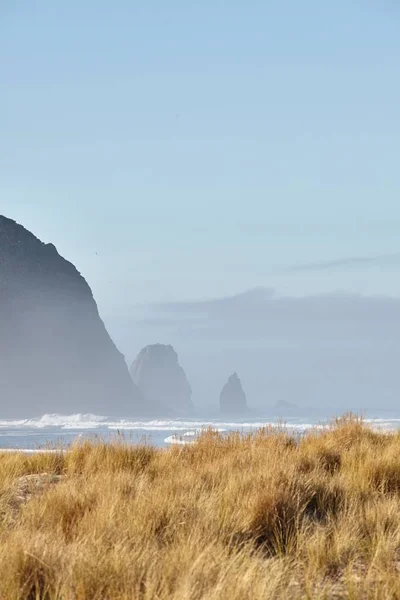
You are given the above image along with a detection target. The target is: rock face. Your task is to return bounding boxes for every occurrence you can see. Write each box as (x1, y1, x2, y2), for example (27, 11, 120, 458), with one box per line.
(220, 372, 248, 415)
(0, 215, 147, 418)
(130, 344, 193, 414)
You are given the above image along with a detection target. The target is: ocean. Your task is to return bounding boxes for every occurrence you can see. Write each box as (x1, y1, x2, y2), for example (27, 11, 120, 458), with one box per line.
(0, 412, 400, 451)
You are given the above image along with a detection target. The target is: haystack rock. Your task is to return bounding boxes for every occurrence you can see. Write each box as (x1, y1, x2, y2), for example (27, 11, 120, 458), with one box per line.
(130, 344, 193, 414)
(0, 215, 150, 418)
(220, 372, 249, 415)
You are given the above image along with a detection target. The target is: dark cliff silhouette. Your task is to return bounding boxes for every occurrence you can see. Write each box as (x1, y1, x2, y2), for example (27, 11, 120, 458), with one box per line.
(130, 344, 193, 414)
(220, 372, 249, 415)
(0, 215, 148, 418)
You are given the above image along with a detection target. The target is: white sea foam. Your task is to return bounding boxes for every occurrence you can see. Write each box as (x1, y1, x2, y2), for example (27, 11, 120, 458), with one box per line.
(165, 428, 227, 445)
(0, 448, 66, 454)
(365, 418, 400, 424)
(164, 430, 201, 446)
(0, 414, 398, 435)
(0, 413, 106, 430)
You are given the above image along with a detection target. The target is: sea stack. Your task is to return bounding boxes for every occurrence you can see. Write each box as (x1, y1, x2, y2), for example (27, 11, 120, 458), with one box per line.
(220, 372, 249, 415)
(130, 344, 193, 414)
(0, 215, 147, 418)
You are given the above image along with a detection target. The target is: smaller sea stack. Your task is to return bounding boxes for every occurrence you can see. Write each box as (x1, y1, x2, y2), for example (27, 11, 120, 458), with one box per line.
(219, 372, 249, 415)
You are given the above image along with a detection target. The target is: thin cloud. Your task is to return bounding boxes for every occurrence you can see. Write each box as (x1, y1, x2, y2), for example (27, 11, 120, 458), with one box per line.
(285, 252, 400, 273)
(144, 288, 400, 329)
(149, 287, 275, 313)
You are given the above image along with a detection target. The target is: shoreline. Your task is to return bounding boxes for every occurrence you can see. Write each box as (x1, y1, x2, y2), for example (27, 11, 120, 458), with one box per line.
(0, 416, 398, 454)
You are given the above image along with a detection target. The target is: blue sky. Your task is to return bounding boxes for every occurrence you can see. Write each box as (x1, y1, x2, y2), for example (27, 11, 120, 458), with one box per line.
(2, 1, 400, 310)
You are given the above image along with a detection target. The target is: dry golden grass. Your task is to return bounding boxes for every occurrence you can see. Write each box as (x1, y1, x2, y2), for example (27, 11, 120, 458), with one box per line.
(1, 415, 400, 598)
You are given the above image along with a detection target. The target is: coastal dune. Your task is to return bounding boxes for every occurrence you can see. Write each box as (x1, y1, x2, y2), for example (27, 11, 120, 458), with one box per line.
(0, 416, 400, 598)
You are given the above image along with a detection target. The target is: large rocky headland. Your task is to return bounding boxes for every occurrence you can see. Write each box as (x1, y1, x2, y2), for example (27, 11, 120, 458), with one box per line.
(0, 215, 150, 417)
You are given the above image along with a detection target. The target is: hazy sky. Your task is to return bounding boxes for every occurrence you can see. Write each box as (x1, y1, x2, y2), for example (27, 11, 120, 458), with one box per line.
(2, 1, 400, 310)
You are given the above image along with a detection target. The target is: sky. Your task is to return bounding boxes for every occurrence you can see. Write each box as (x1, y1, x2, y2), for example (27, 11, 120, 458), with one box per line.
(3, 2, 400, 413)
(2, 0, 400, 312)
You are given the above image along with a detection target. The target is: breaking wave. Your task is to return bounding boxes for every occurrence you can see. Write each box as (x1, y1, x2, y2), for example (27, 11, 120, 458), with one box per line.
(0, 415, 324, 432)
(0, 414, 399, 432)
(0, 413, 107, 430)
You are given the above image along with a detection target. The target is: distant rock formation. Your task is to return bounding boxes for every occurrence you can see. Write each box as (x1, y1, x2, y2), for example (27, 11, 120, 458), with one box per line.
(272, 400, 302, 414)
(0, 215, 150, 418)
(219, 372, 248, 415)
(273, 400, 297, 410)
(130, 344, 193, 414)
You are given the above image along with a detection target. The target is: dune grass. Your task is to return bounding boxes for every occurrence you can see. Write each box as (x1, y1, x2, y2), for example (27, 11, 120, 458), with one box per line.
(1, 416, 400, 598)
